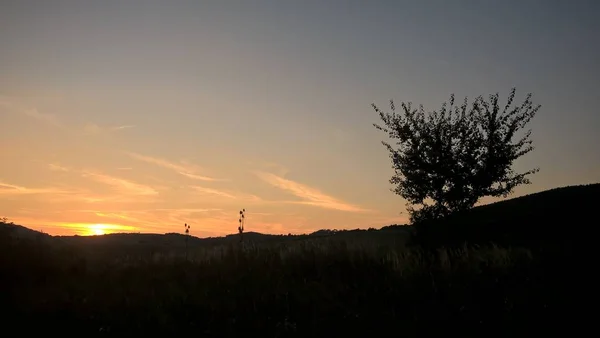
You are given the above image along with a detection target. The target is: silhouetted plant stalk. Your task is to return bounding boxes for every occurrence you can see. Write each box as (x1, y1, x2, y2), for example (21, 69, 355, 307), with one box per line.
(238, 209, 246, 243)
(184, 223, 191, 261)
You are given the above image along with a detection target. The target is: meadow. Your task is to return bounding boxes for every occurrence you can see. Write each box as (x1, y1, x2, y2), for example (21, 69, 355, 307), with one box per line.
(3, 183, 595, 336)
(1, 219, 575, 336)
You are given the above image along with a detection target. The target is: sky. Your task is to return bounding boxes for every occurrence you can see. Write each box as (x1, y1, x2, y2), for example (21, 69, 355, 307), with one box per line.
(1, 0, 599, 237)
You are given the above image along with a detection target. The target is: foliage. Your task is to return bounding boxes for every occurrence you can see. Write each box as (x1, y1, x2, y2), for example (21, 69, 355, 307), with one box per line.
(4, 184, 593, 334)
(2, 231, 572, 336)
(372, 88, 541, 223)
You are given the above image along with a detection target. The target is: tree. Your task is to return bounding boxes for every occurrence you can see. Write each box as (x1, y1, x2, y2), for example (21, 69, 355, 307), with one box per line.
(372, 88, 540, 223)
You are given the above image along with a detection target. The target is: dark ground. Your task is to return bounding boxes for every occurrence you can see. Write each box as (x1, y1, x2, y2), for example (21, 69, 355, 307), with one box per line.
(2, 183, 595, 336)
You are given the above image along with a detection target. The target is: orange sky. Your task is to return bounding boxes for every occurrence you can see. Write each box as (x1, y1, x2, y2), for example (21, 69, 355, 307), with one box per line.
(0, 92, 582, 237)
(0, 93, 411, 237)
(2, 2, 598, 237)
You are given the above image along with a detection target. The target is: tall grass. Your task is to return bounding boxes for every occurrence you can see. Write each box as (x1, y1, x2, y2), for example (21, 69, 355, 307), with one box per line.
(2, 229, 570, 336)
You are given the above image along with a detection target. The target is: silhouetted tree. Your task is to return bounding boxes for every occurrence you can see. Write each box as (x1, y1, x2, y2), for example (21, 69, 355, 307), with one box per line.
(372, 88, 540, 223)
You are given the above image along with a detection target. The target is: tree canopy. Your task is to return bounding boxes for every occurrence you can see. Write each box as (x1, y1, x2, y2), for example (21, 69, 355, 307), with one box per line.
(372, 88, 540, 223)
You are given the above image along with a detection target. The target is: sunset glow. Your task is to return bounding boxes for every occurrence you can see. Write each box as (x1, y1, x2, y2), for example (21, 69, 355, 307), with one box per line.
(1, 1, 598, 237)
(55, 223, 138, 236)
(86, 223, 129, 236)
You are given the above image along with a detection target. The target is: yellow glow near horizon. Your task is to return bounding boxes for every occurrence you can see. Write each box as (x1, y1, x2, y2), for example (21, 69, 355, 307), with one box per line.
(55, 223, 138, 236)
(90, 224, 106, 236)
(85, 223, 137, 236)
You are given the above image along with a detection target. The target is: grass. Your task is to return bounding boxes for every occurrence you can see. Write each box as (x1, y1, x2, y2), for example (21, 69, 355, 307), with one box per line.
(2, 227, 573, 336)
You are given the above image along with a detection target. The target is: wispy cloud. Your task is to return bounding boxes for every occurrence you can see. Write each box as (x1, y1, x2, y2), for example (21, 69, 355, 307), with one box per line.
(0, 96, 61, 127)
(1, 181, 109, 204)
(23, 108, 61, 127)
(188, 185, 266, 204)
(83, 123, 135, 135)
(111, 125, 135, 131)
(95, 212, 143, 223)
(247, 161, 290, 177)
(81, 171, 159, 196)
(191, 186, 236, 199)
(0, 181, 73, 195)
(153, 208, 221, 213)
(255, 171, 368, 212)
(127, 152, 224, 181)
(43, 163, 161, 201)
(48, 163, 70, 172)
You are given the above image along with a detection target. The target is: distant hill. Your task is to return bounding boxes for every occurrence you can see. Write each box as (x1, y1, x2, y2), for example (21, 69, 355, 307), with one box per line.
(3, 183, 595, 252)
(0, 219, 412, 257)
(0, 221, 52, 241)
(414, 183, 600, 250)
(51, 227, 411, 253)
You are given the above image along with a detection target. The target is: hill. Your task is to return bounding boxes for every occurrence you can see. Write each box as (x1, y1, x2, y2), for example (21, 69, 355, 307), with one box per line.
(3, 183, 595, 252)
(0, 220, 52, 240)
(1, 184, 590, 335)
(413, 183, 599, 250)
(0, 220, 413, 260)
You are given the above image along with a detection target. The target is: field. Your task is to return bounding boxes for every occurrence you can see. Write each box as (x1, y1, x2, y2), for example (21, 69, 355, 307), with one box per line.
(0, 228, 572, 336)
(3, 183, 595, 336)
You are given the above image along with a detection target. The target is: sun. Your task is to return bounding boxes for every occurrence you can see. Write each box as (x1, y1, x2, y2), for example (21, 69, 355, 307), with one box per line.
(88, 223, 108, 236)
(63, 222, 136, 236)
(92, 228, 105, 235)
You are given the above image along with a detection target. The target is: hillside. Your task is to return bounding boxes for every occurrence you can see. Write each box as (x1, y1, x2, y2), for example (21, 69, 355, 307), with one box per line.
(414, 183, 600, 249)
(1, 184, 591, 335)
(2, 183, 596, 252)
(0, 221, 53, 245)
(1, 220, 413, 260)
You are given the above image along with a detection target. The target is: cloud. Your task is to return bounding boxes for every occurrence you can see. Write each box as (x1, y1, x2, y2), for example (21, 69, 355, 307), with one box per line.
(43, 163, 160, 202)
(254, 171, 369, 212)
(191, 186, 236, 199)
(0, 96, 61, 127)
(111, 125, 135, 131)
(83, 123, 135, 135)
(48, 163, 70, 172)
(247, 160, 289, 176)
(127, 152, 225, 181)
(189, 185, 264, 203)
(23, 108, 61, 127)
(81, 171, 159, 196)
(1, 182, 103, 204)
(94, 212, 143, 223)
(0, 181, 73, 195)
(153, 208, 221, 213)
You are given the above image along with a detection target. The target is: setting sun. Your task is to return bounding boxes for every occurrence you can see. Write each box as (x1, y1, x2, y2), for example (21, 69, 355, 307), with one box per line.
(84, 223, 137, 236)
(55, 223, 137, 236)
(90, 224, 106, 236)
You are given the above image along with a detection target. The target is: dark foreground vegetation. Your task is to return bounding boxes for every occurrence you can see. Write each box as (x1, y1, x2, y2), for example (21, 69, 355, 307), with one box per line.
(2, 184, 595, 336)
